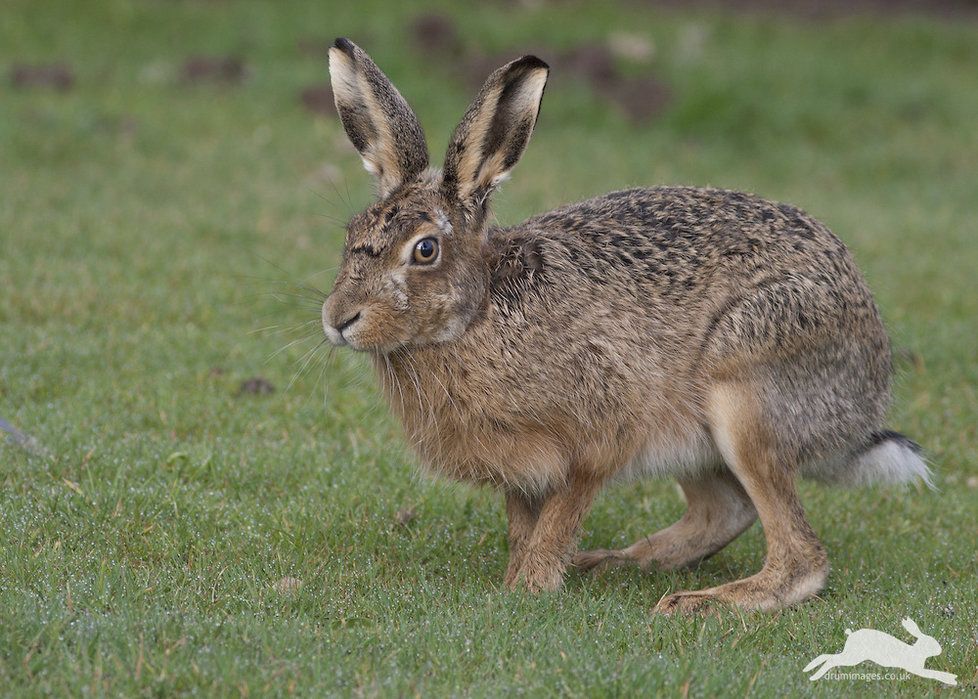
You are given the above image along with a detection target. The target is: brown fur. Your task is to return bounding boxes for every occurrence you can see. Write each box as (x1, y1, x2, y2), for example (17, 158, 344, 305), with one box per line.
(573, 469, 757, 573)
(653, 383, 829, 613)
(319, 39, 927, 611)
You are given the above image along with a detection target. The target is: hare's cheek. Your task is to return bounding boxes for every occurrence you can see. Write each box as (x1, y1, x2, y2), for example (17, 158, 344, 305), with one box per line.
(347, 307, 404, 349)
(381, 273, 410, 312)
(425, 292, 468, 342)
(432, 315, 467, 343)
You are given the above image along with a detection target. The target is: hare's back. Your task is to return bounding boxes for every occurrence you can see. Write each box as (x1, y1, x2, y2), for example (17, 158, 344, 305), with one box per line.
(506, 185, 888, 371)
(518, 186, 881, 338)
(526, 186, 854, 284)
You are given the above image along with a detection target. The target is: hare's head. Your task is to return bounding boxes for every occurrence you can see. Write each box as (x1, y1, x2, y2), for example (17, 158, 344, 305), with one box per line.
(321, 38, 548, 353)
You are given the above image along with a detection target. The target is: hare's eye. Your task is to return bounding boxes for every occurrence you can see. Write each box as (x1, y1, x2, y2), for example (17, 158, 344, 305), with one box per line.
(412, 237, 439, 265)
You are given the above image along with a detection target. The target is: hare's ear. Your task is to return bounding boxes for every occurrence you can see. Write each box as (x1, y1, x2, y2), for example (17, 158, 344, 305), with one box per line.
(902, 618, 923, 636)
(328, 38, 429, 197)
(442, 55, 549, 209)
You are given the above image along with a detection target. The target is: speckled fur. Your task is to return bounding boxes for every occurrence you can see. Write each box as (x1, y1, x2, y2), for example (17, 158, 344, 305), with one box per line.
(320, 39, 929, 610)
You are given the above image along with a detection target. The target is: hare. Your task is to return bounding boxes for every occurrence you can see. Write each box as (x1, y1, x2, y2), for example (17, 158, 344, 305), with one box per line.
(804, 618, 957, 685)
(320, 38, 931, 613)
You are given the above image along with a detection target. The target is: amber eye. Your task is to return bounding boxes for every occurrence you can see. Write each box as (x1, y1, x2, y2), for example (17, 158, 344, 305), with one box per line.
(412, 237, 439, 264)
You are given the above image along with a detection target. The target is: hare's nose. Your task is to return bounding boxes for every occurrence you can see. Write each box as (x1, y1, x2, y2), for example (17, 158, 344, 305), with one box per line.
(335, 311, 361, 333)
(322, 297, 363, 346)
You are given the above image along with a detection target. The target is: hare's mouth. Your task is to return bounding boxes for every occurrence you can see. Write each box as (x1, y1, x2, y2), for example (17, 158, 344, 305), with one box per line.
(322, 305, 360, 348)
(322, 309, 403, 355)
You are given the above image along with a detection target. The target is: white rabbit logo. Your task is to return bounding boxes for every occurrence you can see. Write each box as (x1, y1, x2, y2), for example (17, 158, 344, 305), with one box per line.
(804, 618, 957, 685)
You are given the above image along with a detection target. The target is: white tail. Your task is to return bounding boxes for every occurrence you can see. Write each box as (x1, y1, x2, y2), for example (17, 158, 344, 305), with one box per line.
(849, 434, 933, 487)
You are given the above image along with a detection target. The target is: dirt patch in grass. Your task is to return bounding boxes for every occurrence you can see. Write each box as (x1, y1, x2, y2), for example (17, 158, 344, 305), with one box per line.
(500, 0, 978, 19)
(180, 56, 246, 85)
(297, 37, 332, 58)
(411, 12, 465, 59)
(237, 377, 275, 396)
(458, 40, 672, 124)
(635, 0, 978, 19)
(408, 13, 671, 123)
(299, 84, 336, 117)
(9, 63, 75, 91)
(600, 75, 672, 123)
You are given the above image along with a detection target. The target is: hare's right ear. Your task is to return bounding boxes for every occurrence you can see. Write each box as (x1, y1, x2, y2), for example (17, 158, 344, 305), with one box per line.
(442, 55, 549, 211)
(328, 38, 429, 197)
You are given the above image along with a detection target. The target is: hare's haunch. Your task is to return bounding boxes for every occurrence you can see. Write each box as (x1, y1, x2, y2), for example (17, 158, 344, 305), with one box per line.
(319, 38, 930, 612)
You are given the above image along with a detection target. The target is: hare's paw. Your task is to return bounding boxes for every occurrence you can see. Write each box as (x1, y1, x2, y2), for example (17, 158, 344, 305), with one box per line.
(521, 565, 565, 593)
(508, 553, 566, 593)
(654, 590, 724, 616)
(654, 566, 825, 614)
(571, 548, 628, 573)
(503, 554, 525, 590)
(654, 583, 769, 615)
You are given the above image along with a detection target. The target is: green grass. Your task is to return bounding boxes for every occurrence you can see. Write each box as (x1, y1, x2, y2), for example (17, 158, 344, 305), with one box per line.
(2, 0, 976, 696)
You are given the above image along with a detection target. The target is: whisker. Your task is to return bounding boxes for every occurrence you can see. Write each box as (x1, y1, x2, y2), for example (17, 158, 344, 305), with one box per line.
(306, 265, 340, 279)
(251, 318, 321, 337)
(342, 175, 356, 214)
(287, 338, 329, 393)
(314, 212, 351, 227)
(318, 345, 338, 409)
(294, 340, 335, 411)
(266, 331, 322, 363)
(264, 288, 328, 303)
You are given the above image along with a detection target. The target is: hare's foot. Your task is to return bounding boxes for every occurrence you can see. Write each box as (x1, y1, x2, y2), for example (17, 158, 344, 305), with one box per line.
(573, 470, 756, 574)
(571, 548, 629, 573)
(503, 557, 523, 589)
(510, 552, 567, 593)
(506, 469, 603, 593)
(654, 561, 828, 615)
(653, 382, 829, 614)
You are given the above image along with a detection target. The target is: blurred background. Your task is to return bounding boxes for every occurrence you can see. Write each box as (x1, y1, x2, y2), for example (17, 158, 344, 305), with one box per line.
(2, 1, 976, 695)
(5, 0, 975, 467)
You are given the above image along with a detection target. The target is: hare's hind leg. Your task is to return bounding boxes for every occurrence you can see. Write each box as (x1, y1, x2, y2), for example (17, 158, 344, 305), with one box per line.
(655, 381, 828, 614)
(573, 469, 756, 573)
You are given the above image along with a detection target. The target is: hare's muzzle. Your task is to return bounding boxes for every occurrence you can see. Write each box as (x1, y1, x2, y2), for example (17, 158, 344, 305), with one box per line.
(322, 296, 362, 348)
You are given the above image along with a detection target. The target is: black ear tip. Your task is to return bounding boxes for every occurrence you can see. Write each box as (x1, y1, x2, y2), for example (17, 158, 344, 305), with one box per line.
(333, 37, 356, 56)
(518, 55, 549, 72)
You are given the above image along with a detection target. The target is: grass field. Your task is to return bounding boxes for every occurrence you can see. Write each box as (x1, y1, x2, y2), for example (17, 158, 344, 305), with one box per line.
(2, 0, 977, 696)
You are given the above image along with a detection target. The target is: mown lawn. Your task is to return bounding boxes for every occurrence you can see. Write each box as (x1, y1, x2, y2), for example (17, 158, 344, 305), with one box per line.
(1, 1, 976, 696)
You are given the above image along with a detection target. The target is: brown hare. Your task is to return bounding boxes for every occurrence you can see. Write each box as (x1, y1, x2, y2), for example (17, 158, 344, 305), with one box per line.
(320, 38, 930, 613)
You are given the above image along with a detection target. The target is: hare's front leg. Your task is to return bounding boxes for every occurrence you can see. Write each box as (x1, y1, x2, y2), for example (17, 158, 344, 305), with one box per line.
(503, 491, 541, 588)
(509, 470, 603, 593)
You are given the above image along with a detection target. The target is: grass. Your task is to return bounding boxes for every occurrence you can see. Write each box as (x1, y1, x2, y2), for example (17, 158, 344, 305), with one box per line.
(1, 0, 976, 696)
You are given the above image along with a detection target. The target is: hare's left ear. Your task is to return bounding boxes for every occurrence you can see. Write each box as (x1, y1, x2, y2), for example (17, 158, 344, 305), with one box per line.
(328, 38, 429, 197)
(442, 55, 549, 209)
